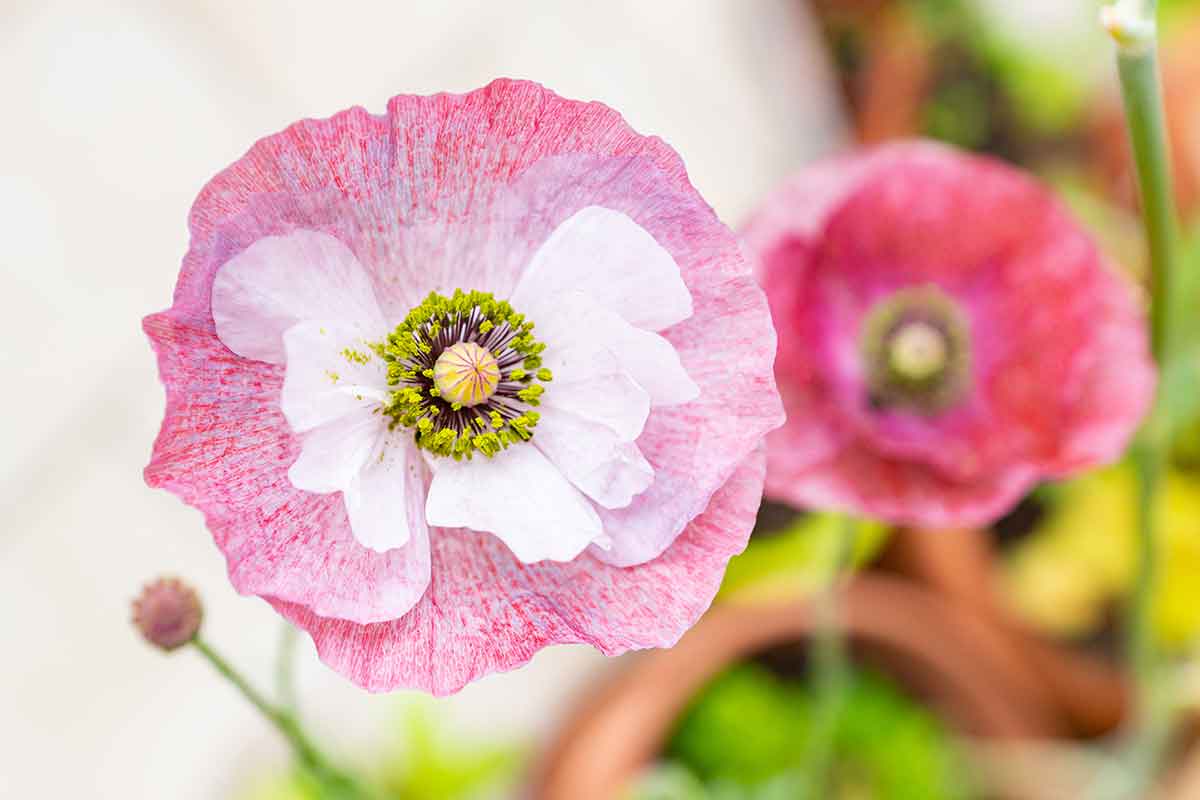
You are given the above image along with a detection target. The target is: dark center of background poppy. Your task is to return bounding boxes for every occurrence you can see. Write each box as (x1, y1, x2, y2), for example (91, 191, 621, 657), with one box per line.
(860, 286, 970, 414)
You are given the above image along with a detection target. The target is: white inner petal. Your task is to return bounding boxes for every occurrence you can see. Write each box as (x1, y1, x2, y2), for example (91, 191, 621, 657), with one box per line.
(511, 205, 693, 331)
(291, 416, 428, 553)
(533, 406, 653, 509)
(280, 320, 390, 433)
(542, 371, 650, 441)
(424, 445, 607, 563)
(281, 326, 426, 553)
(343, 433, 429, 553)
(288, 411, 384, 494)
(535, 291, 699, 408)
(213, 230, 387, 363)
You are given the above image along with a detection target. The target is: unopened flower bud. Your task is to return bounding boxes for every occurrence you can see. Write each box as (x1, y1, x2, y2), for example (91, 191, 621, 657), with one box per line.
(132, 577, 202, 651)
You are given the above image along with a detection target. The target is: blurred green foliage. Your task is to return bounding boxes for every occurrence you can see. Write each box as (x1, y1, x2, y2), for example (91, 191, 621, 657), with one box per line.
(376, 709, 521, 800)
(238, 706, 522, 800)
(717, 511, 889, 603)
(1160, 0, 1200, 30)
(912, 0, 1086, 152)
(631, 662, 975, 799)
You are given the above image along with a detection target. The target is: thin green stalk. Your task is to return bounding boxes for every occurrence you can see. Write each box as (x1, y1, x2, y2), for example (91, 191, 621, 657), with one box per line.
(1128, 446, 1163, 710)
(1109, 0, 1176, 712)
(192, 638, 369, 799)
(799, 515, 860, 797)
(1098, 0, 1181, 795)
(1113, 17, 1177, 362)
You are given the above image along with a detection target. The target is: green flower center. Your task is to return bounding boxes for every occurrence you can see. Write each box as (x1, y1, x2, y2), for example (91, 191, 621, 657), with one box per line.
(374, 290, 552, 459)
(861, 286, 969, 413)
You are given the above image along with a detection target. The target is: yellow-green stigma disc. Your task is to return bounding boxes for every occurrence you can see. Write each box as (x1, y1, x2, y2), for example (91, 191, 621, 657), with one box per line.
(433, 342, 501, 407)
(861, 285, 969, 413)
(887, 320, 949, 382)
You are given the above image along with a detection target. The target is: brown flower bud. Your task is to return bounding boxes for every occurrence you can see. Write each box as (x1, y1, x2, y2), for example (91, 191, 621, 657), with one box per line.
(132, 577, 202, 651)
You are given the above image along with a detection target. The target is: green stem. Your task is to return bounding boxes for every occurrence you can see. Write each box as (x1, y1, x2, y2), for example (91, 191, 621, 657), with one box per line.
(1100, 0, 1181, 795)
(192, 638, 369, 799)
(800, 515, 860, 797)
(1115, 34, 1176, 362)
(1128, 446, 1162, 709)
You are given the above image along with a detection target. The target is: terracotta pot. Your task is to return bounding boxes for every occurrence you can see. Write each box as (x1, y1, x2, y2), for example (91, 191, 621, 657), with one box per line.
(1160, 736, 1200, 800)
(534, 574, 1061, 800)
(851, 3, 933, 144)
(880, 526, 1130, 737)
(811, 0, 934, 143)
(970, 732, 1200, 800)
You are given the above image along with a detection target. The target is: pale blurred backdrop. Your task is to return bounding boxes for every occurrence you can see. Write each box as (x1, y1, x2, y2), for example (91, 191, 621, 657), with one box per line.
(0, 1, 1099, 797)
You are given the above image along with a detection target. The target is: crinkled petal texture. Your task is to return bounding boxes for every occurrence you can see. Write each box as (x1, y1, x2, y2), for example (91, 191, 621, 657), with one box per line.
(144, 79, 782, 693)
(742, 141, 1153, 528)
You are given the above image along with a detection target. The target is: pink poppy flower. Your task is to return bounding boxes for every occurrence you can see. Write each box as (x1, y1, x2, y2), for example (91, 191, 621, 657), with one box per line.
(742, 141, 1153, 528)
(144, 79, 783, 694)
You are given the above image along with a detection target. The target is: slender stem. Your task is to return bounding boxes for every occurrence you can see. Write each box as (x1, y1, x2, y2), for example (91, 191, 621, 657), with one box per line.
(192, 638, 369, 799)
(1116, 42, 1176, 361)
(1128, 446, 1162, 708)
(1108, 0, 1177, 711)
(801, 515, 860, 796)
(1098, 1, 1180, 795)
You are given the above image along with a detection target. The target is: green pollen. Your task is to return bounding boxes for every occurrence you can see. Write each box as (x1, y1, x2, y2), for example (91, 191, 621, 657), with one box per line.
(374, 289, 552, 459)
(341, 347, 371, 365)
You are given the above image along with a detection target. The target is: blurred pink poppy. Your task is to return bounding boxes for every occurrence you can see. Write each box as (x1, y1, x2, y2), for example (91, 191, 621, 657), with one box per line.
(742, 141, 1153, 528)
(144, 79, 782, 694)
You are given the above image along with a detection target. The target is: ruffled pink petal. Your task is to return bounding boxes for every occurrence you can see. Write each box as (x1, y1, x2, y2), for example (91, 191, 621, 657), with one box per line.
(271, 447, 765, 695)
(173, 80, 706, 327)
(146, 80, 781, 677)
(144, 313, 431, 624)
(743, 141, 1153, 527)
(764, 423, 1039, 529)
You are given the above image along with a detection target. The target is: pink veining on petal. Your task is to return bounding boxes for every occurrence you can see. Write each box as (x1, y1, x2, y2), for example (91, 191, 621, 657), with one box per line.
(743, 141, 1154, 528)
(271, 447, 765, 695)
